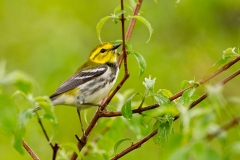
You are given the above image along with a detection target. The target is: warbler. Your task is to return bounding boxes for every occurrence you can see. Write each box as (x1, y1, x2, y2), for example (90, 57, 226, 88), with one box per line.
(49, 42, 121, 135)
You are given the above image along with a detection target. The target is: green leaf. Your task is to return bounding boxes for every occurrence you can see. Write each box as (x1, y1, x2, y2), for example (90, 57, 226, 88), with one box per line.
(180, 88, 196, 106)
(125, 41, 133, 52)
(1, 71, 33, 94)
(12, 90, 34, 111)
(36, 97, 56, 122)
(35, 96, 58, 141)
(154, 94, 171, 106)
(121, 93, 140, 120)
(112, 10, 126, 24)
(158, 121, 173, 140)
(223, 47, 238, 59)
(144, 105, 177, 119)
(111, 39, 123, 46)
(114, 10, 126, 17)
(113, 5, 121, 14)
(0, 93, 17, 136)
(131, 15, 153, 43)
(181, 80, 190, 89)
(13, 133, 25, 154)
(114, 138, 131, 154)
(153, 120, 173, 146)
(113, 5, 133, 15)
(132, 52, 146, 77)
(96, 16, 111, 43)
(158, 89, 173, 98)
(13, 108, 35, 154)
(181, 79, 197, 89)
(203, 58, 229, 78)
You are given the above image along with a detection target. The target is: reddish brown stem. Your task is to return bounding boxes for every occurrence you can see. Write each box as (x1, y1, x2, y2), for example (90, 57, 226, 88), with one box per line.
(125, 0, 143, 41)
(111, 130, 157, 160)
(22, 140, 40, 160)
(118, 0, 143, 66)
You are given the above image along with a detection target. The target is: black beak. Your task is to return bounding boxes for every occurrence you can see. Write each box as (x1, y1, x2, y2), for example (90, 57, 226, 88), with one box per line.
(111, 44, 121, 50)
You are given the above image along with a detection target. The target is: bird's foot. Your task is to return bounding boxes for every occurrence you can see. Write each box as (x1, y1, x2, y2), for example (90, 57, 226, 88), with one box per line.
(75, 133, 88, 144)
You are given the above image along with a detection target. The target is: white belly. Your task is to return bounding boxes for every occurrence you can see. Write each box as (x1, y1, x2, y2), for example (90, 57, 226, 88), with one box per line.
(52, 64, 119, 110)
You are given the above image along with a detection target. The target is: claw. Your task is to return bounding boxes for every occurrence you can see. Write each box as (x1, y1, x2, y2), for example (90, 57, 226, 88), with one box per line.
(75, 134, 88, 144)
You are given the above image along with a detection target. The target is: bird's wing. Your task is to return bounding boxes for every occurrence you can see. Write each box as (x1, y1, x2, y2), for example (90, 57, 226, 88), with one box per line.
(50, 64, 108, 100)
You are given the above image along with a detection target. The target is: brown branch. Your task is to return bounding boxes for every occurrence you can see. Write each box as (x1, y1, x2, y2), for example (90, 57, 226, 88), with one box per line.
(36, 114, 51, 146)
(199, 56, 240, 84)
(22, 140, 40, 160)
(206, 116, 240, 140)
(118, 0, 143, 67)
(125, 0, 143, 41)
(110, 68, 240, 159)
(111, 130, 157, 160)
(99, 104, 158, 117)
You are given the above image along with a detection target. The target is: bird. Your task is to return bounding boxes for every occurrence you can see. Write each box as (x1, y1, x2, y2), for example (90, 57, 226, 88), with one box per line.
(48, 42, 121, 136)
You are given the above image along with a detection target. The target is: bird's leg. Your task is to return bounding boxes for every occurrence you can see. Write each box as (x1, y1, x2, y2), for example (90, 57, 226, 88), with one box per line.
(75, 103, 102, 142)
(75, 109, 87, 144)
(77, 109, 87, 139)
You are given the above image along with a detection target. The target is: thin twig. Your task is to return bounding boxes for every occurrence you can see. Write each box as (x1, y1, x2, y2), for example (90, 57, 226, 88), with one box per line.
(36, 114, 52, 147)
(52, 143, 60, 160)
(36, 113, 60, 160)
(110, 68, 240, 159)
(98, 104, 158, 117)
(111, 130, 157, 160)
(125, 0, 143, 41)
(22, 140, 40, 160)
(118, 0, 143, 67)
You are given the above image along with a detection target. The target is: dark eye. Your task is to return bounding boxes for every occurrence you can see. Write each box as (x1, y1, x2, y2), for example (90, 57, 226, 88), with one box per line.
(100, 48, 106, 53)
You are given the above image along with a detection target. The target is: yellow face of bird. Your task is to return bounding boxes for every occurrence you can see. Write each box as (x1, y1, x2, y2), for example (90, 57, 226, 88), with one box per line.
(89, 42, 121, 64)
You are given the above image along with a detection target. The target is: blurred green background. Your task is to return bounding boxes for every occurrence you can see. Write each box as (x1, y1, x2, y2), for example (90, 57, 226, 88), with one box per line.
(1, 0, 240, 159)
